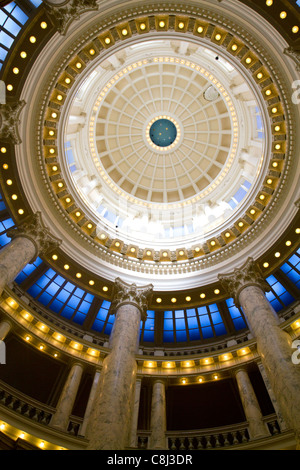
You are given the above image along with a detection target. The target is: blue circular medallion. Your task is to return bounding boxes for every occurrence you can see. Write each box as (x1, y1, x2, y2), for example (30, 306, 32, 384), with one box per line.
(149, 119, 177, 147)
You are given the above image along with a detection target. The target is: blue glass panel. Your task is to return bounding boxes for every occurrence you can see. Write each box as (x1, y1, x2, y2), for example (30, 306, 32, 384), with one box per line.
(199, 315, 210, 327)
(96, 308, 109, 321)
(186, 308, 196, 317)
(12, 6, 28, 24)
(0, 233, 11, 246)
(211, 311, 222, 324)
(214, 323, 227, 336)
(176, 330, 187, 342)
(5, 17, 21, 35)
(67, 296, 81, 309)
(78, 300, 91, 314)
(27, 284, 42, 297)
(56, 289, 70, 302)
(174, 310, 184, 318)
(0, 47, 8, 61)
(45, 282, 60, 296)
(189, 329, 201, 341)
(144, 317, 155, 329)
(49, 299, 63, 313)
(187, 316, 198, 329)
(272, 282, 285, 296)
(234, 187, 247, 203)
(3, 3, 16, 13)
(85, 293, 94, 303)
(280, 291, 294, 305)
(73, 312, 85, 325)
(0, 31, 14, 48)
(74, 287, 85, 297)
(197, 306, 207, 316)
(233, 317, 247, 330)
(143, 330, 154, 342)
(164, 310, 173, 319)
(64, 281, 75, 292)
(163, 330, 174, 342)
(92, 320, 104, 332)
(29, 0, 43, 7)
(38, 292, 52, 306)
(104, 323, 113, 335)
(175, 318, 185, 330)
(61, 306, 74, 319)
(289, 255, 300, 267)
(2, 218, 14, 229)
(208, 303, 218, 313)
(102, 300, 111, 310)
(164, 319, 173, 330)
(36, 275, 51, 289)
(202, 327, 214, 339)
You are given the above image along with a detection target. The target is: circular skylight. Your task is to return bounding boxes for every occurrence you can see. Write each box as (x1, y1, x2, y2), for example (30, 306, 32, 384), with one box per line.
(149, 118, 178, 148)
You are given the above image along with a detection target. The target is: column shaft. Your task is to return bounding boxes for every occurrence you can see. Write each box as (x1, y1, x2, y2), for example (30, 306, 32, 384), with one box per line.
(51, 362, 84, 431)
(0, 237, 36, 294)
(239, 285, 300, 445)
(235, 368, 269, 439)
(80, 369, 101, 437)
(149, 380, 167, 450)
(129, 378, 142, 448)
(0, 319, 12, 341)
(86, 303, 141, 449)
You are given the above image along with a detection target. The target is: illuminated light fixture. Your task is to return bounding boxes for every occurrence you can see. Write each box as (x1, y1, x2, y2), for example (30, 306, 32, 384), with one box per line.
(20, 51, 27, 59)
(200, 293, 206, 299)
(0, 423, 5, 430)
(259, 194, 265, 200)
(238, 222, 244, 227)
(171, 297, 177, 303)
(87, 223, 93, 229)
(54, 353, 58, 358)
(214, 289, 220, 295)
(194, 246, 200, 252)
(162, 251, 168, 257)
(285, 240, 292, 246)
(280, 11, 287, 19)
(198, 377, 203, 383)
(250, 209, 256, 215)
(210, 240, 216, 246)
(65, 77, 71, 84)
(49, 148, 55, 154)
(2, 163, 8, 169)
(121, 28, 128, 36)
(13, 67, 19, 74)
(146, 250, 152, 256)
(213, 374, 219, 380)
(89, 280, 95, 286)
(185, 296, 191, 302)
(75, 211, 81, 217)
(274, 252, 281, 258)
(76, 62, 82, 69)
(57, 182, 64, 188)
(130, 247, 136, 253)
(181, 378, 187, 384)
(245, 57, 252, 64)
(65, 197, 71, 204)
(266, 0, 273, 5)
(7, 84, 13, 91)
(178, 250, 184, 256)
(104, 37, 111, 44)
(263, 262, 269, 268)
(100, 233, 106, 239)
(29, 36, 36, 43)
(11, 194, 18, 200)
(19, 432, 25, 439)
(272, 161, 279, 167)
(197, 25, 204, 33)
(274, 144, 281, 150)
(89, 48, 95, 55)
(159, 20, 165, 28)
(51, 112, 58, 119)
(296, 228, 300, 234)
(48, 130, 55, 136)
(265, 89, 272, 96)
(1, 147, 7, 153)
(267, 179, 273, 185)
(70, 341, 83, 351)
(39, 345, 44, 350)
(40, 21, 47, 29)
(231, 44, 238, 51)
(52, 165, 58, 171)
(275, 125, 280, 132)
(76, 273, 82, 278)
(271, 107, 278, 114)
(25, 335, 31, 341)
(57, 94, 63, 101)
(39, 441, 45, 449)
(292, 26, 299, 34)
(102, 286, 108, 292)
(215, 33, 222, 41)
(115, 241, 120, 247)
(156, 298, 162, 303)
(87, 348, 100, 357)
(225, 232, 231, 238)
(52, 254, 58, 261)
(139, 23, 146, 30)
(18, 209, 24, 215)
(178, 22, 185, 29)
(64, 264, 70, 270)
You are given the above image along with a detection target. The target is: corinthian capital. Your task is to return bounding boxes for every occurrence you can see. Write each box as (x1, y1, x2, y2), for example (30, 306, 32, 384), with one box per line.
(218, 258, 270, 306)
(7, 212, 61, 260)
(0, 100, 26, 144)
(109, 278, 153, 321)
(44, 0, 98, 35)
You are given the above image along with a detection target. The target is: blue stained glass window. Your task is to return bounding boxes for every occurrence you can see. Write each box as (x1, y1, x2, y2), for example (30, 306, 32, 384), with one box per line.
(265, 275, 295, 312)
(0, 2, 29, 70)
(29, 0, 43, 7)
(281, 252, 300, 290)
(226, 298, 247, 330)
(141, 310, 155, 342)
(92, 300, 113, 333)
(15, 257, 43, 284)
(0, 217, 15, 247)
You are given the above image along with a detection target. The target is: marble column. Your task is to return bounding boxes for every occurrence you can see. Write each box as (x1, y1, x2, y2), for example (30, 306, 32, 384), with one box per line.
(219, 258, 300, 448)
(257, 362, 287, 431)
(234, 367, 269, 439)
(79, 369, 101, 437)
(0, 319, 12, 341)
(51, 362, 84, 431)
(86, 278, 153, 450)
(149, 379, 167, 450)
(129, 377, 142, 448)
(0, 212, 60, 295)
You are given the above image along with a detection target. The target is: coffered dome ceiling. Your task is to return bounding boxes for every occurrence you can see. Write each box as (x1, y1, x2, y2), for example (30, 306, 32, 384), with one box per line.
(10, 0, 299, 290)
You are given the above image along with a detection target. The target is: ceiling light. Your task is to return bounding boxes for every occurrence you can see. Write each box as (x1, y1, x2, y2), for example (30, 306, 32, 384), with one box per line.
(76, 273, 82, 278)
(266, 0, 273, 5)
(271, 107, 278, 114)
(7, 84, 13, 91)
(265, 89, 272, 96)
(275, 252, 281, 258)
(57, 182, 64, 188)
(171, 298, 177, 303)
(263, 262, 269, 268)
(6, 179, 12, 185)
(104, 37, 111, 44)
(89, 48, 95, 55)
(292, 26, 299, 34)
(159, 20, 165, 28)
(1, 147, 7, 153)
(40, 21, 47, 29)
(272, 161, 279, 166)
(146, 250, 152, 256)
(122, 28, 128, 36)
(231, 44, 238, 51)
(139, 23, 146, 30)
(214, 289, 220, 295)
(285, 240, 292, 246)
(29, 36, 36, 43)
(64, 264, 70, 270)
(11, 194, 17, 200)
(76, 62, 82, 69)
(13, 67, 19, 74)
(185, 296, 191, 302)
(280, 11, 287, 19)
(178, 22, 185, 29)
(52, 254, 58, 260)
(296, 228, 300, 234)
(200, 293, 206, 299)
(215, 34, 222, 41)
(87, 223, 93, 229)
(65, 77, 71, 84)
(256, 72, 263, 79)
(65, 197, 71, 203)
(20, 51, 27, 59)
(103, 286, 108, 292)
(245, 57, 252, 64)
(275, 125, 280, 132)
(156, 298, 162, 303)
(267, 179, 273, 184)
(197, 26, 204, 33)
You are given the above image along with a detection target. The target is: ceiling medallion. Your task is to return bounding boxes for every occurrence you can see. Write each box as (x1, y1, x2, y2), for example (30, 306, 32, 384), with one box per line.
(146, 116, 181, 151)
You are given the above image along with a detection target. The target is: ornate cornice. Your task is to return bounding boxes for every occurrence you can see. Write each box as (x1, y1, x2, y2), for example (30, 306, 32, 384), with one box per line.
(109, 277, 153, 321)
(7, 212, 62, 261)
(44, 0, 98, 35)
(0, 100, 26, 144)
(218, 257, 270, 306)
